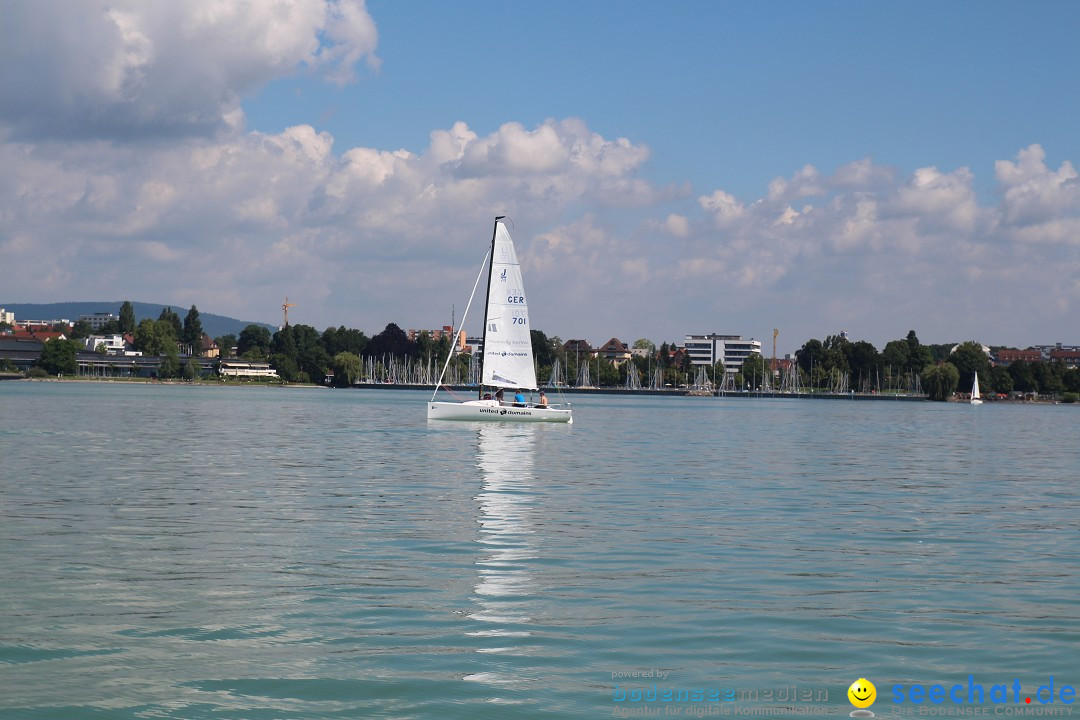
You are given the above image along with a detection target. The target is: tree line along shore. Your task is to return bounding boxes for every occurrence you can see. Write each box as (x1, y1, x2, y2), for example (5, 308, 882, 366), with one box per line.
(3, 304, 1078, 403)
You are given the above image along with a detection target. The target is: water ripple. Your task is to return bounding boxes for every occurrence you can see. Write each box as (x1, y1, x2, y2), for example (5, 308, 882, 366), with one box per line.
(1, 384, 1078, 718)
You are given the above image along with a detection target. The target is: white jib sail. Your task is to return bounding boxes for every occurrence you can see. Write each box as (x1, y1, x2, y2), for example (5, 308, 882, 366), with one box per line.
(481, 222, 538, 390)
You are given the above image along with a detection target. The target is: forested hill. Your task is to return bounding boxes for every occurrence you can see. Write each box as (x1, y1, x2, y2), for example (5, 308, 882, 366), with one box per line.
(0, 301, 274, 338)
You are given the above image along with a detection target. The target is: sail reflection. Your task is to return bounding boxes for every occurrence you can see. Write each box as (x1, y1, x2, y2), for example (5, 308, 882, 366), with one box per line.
(465, 423, 540, 680)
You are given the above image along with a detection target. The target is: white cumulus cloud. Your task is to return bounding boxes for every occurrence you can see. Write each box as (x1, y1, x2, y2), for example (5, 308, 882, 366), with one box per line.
(0, 0, 379, 141)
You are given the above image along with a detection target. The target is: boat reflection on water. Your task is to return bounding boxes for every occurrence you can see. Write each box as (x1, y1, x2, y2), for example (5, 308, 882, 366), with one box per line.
(463, 423, 541, 689)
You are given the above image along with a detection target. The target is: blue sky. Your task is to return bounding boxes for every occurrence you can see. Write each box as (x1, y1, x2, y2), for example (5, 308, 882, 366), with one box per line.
(2, 1, 1079, 354)
(245, 1, 1080, 201)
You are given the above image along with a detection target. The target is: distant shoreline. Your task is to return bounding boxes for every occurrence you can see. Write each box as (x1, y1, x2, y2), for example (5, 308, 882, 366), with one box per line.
(5, 375, 1070, 404)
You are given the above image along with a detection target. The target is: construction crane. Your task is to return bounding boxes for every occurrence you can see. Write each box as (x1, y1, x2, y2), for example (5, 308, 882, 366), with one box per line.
(772, 328, 778, 376)
(282, 296, 296, 327)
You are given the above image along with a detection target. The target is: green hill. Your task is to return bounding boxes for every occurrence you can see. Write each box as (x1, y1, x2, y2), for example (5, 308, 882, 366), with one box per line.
(0, 301, 275, 338)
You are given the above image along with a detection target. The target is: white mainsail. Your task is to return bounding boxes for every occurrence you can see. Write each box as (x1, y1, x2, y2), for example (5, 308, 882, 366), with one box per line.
(427, 217, 571, 423)
(480, 222, 538, 390)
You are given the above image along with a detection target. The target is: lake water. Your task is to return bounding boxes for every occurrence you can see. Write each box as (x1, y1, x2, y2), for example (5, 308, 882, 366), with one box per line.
(1, 382, 1078, 719)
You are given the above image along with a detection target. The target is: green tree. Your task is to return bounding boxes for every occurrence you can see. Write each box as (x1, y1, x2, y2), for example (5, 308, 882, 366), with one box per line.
(434, 335, 451, 369)
(366, 323, 413, 359)
(1008, 360, 1037, 393)
(922, 363, 959, 401)
(633, 338, 656, 353)
(846, 340, 882, 390)
(531, 329, 556, 370)
(215, 334, 237, 358)
(881, 339, 911, 390)
(98, 319, 122, 335)
(881, 339, 910, 371)
(69, 319, 93, 339)
(905, 331, 934, 374)
(37, 338, 79, 375)
(322, 326, 368, 357)
(182, 305, 203, 355)
(596, 358, 619, 386)
(158, 345, 181, 378)
(119, 301, 136, 334)
(182, 358, 201, 380)
(415, 330, 434, 363)
(949, 341, 991, 393)
(271, 325, 298, 359)
(133, 319, 176, 356)
(288, 324, 329, 382)
(237, 324, 272, 359)
(331, 352, 362, 387)
(740, 353, 768, 389)
(927, 343, 954, 364)
(1033, 362, 1065, 395)
(1064, 367, 1080, 393)
(795, 339, 826, 387)
(270, 353, 299, 382)
(158, 307, 182, 337)
(677, 349, 693, 374)
(988, 366, 1013, 395)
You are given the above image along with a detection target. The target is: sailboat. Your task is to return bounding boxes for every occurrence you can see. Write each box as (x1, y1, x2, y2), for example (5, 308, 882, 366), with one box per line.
(428, 217, 573, 423)
(970, 371, 983, 405)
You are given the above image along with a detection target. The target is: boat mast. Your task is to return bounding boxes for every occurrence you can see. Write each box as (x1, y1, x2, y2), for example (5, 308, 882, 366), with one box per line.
(476, 216, 502, 399)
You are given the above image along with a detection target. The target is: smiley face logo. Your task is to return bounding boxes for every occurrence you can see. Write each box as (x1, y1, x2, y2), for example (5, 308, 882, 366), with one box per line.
(848, 678, 876, 709)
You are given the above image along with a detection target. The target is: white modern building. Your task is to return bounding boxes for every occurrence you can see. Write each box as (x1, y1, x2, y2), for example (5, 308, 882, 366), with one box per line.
(219, 361, 279, 379)
(83, 334, 127, 354)
(0, 308, 14, 326)
(684, 334, 762, 378)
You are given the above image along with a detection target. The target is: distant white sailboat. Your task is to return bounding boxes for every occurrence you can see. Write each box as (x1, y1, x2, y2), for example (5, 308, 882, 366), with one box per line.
(427, 217, 572, 423)
(970, 371, 983, 405)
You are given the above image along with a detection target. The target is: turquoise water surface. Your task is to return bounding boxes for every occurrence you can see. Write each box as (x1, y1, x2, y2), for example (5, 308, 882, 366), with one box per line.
(1, 382, 1077, 719)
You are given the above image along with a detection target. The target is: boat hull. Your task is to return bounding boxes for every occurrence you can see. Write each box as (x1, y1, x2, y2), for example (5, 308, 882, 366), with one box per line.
(427, 400, 572, 423)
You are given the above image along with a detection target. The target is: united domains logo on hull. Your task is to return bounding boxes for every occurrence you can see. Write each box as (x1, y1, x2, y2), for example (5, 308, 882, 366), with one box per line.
(478, 408, 533, 416)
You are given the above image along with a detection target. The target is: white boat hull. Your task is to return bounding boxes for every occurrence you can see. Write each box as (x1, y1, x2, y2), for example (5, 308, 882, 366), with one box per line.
(428, 400, 572, 423)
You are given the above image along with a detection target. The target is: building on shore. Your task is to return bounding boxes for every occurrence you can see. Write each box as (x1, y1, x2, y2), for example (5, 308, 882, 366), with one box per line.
(994, 349, 1042, 365)
(596, 338, 632, 366)
(684, 334, 762, 379)
(219, 361, 278, 379)
(79, 312, 120, 331)
(1049, 349, 1080, 367)
(82, 335, 132, 355)
(200, 335, 220, 358)
(408, 326, 467, 352)
(562, 339, 593, 358)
